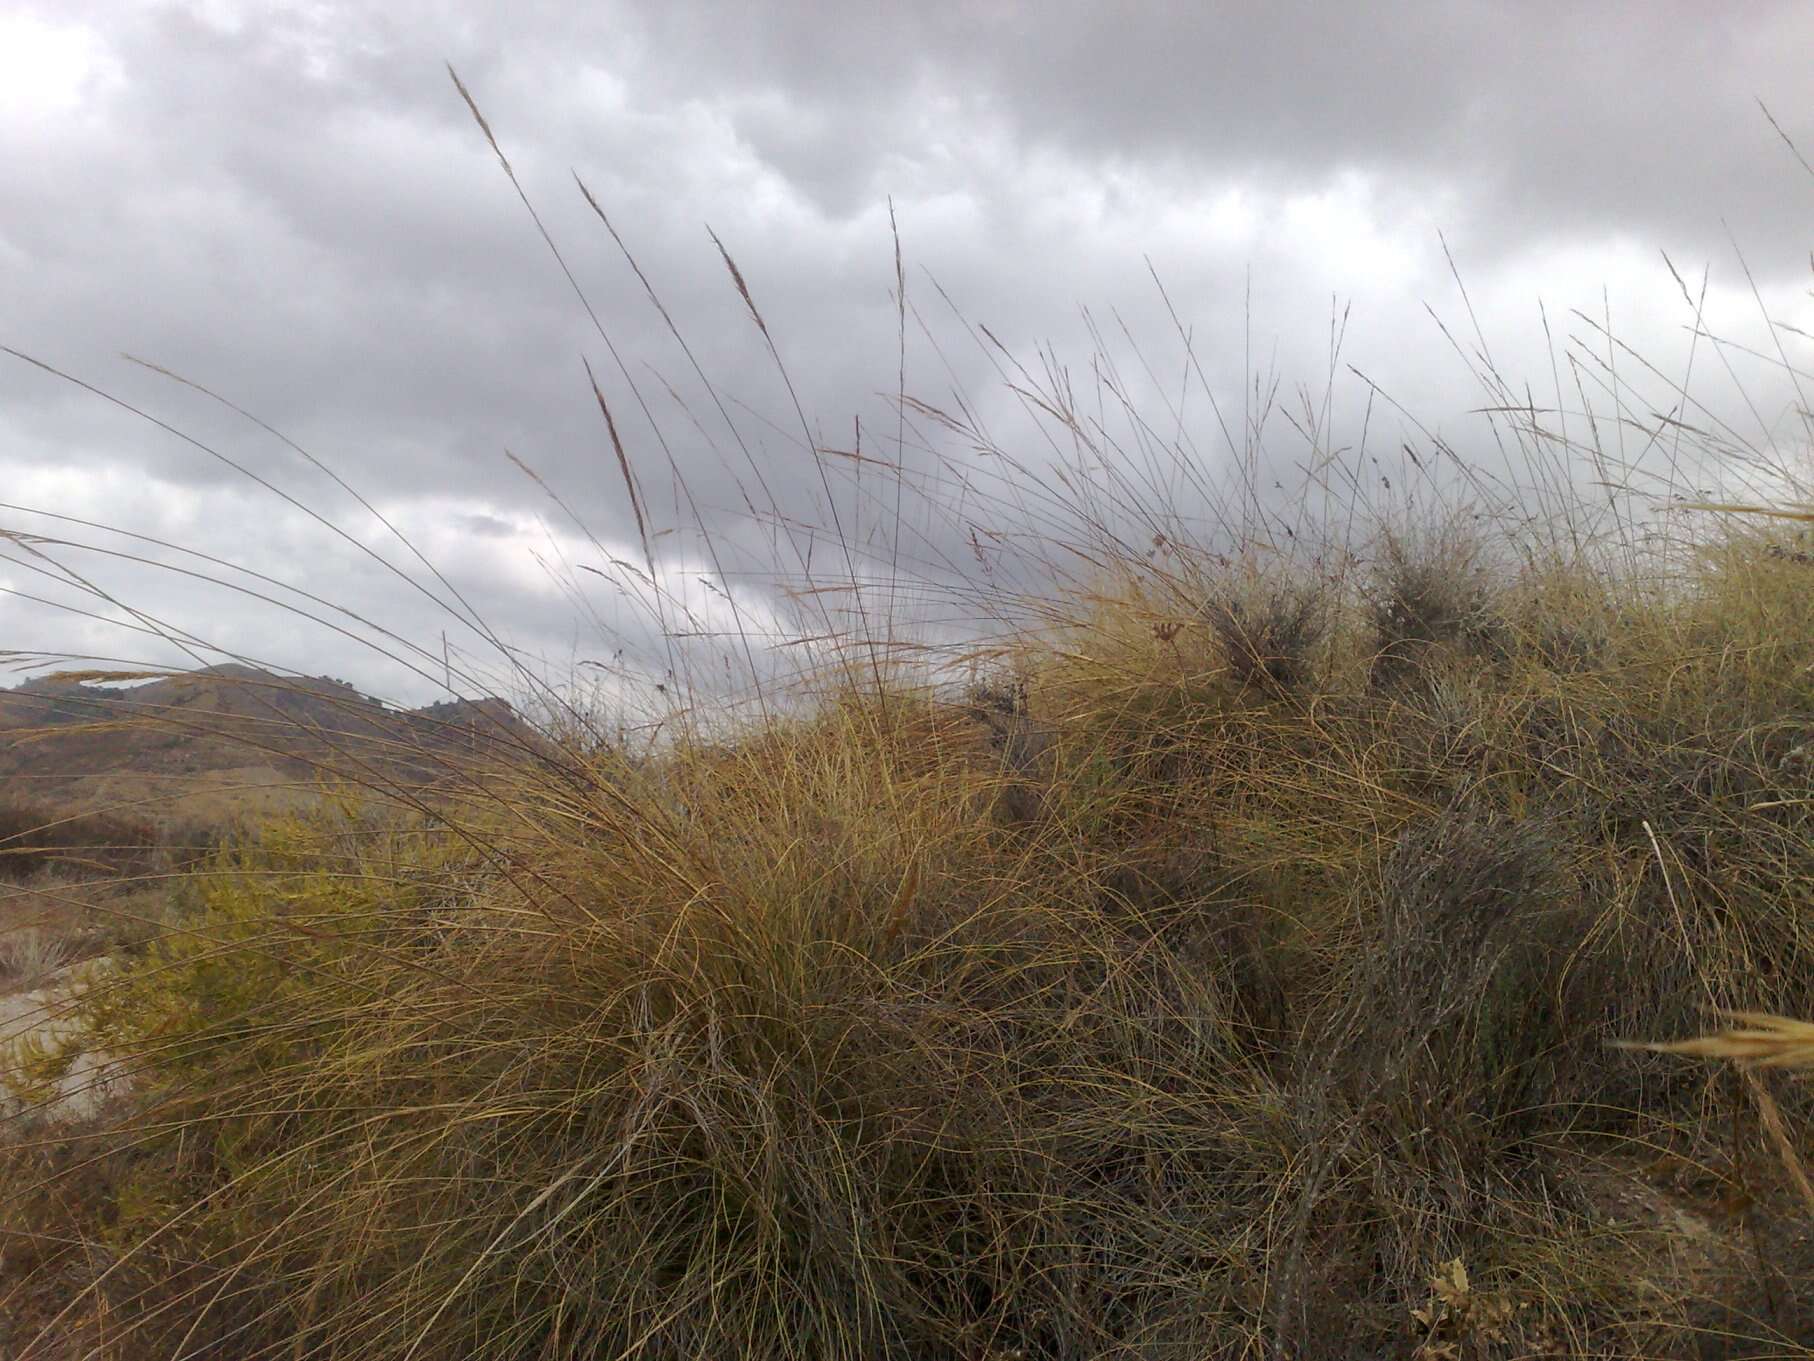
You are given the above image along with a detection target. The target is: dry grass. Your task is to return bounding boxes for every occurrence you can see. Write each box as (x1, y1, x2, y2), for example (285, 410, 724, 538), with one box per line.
(0, 930, 73, 990)
(6, 540, 1808, 1358)
(1630, 1012, 1814, 1073)
(0, 797, 162, 884)
(1622, 1012, 1814, 1218)
(2, 71, 1814, 1361)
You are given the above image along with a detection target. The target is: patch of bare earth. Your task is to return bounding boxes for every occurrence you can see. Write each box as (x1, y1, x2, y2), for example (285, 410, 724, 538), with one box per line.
(1562, 1146, 1814, 1356)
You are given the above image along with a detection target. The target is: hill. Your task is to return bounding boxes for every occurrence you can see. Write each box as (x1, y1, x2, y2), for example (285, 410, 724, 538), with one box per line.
(0, 664, 543, 818)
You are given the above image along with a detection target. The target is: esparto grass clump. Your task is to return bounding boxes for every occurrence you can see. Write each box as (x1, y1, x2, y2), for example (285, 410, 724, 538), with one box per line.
(10, 531, 1811, 1359)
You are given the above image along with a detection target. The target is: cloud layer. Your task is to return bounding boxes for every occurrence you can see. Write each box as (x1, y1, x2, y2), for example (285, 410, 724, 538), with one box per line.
(4, 1, 1810, 707)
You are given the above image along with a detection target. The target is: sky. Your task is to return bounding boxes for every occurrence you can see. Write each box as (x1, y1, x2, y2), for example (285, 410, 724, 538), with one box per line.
(3, 1, 1811, 717)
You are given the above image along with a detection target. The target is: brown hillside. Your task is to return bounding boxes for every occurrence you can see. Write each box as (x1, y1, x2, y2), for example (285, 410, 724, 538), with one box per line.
(0, 665, 544, 814)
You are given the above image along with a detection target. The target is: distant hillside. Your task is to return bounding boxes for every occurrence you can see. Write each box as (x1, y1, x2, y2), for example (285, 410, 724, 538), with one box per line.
(0, 664, 543, 813)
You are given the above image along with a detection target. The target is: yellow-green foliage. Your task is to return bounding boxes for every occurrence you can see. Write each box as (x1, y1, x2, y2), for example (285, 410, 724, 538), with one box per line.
(82, 804, 464, 1083)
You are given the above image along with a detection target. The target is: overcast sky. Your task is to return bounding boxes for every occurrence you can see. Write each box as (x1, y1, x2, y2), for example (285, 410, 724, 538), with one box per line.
(3, 1, 1811, 715)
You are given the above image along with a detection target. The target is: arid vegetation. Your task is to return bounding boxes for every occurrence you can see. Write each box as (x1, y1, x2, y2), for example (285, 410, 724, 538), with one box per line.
(3, 79, 1813, 1361)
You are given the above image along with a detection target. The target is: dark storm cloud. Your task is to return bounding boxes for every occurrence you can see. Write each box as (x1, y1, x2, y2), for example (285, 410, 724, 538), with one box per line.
(629, 0, 1812, 258)
(3, 1, 1810, 703)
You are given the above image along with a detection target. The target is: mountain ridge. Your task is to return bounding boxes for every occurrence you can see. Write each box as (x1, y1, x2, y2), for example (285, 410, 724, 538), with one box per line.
(0, 664, 541, 812)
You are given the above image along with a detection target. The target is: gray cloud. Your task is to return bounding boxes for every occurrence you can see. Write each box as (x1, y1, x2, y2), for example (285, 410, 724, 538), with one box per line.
(3, 0, 1810, 706)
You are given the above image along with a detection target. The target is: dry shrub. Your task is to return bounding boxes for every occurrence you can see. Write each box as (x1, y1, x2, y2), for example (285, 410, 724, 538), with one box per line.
(0, 1119, 141, 1356)
(1366, 529, 1507, 688)
(1350, 804, 1579, 1135)
(1201, 579, 1329, 693)
(0, 797, 161, 882)
(0, 797, 66, 882)
(15, 531, 1814, 1357)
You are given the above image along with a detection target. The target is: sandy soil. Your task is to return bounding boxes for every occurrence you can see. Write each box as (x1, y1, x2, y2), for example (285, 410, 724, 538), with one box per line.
(0, 957, 125, 1125)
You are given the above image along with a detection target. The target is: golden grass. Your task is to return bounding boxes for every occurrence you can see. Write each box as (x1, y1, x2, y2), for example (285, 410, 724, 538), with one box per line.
(1624, 1011, 1814, 1072)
